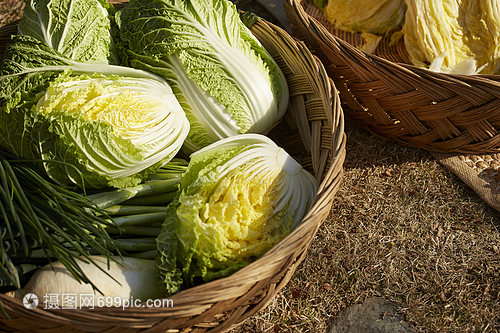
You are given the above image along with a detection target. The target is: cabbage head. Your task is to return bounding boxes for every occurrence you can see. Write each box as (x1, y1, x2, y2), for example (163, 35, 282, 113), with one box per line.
(0, 36, 189, 189)
(402, 0, 500, 74)
(155, 134, 318, 295)
(116, 0, 289, 154)
(322, 0, 406, 53)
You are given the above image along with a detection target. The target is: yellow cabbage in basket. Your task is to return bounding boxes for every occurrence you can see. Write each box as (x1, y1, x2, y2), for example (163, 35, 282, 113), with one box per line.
(156, 134, 318, 295)
(402, 0, 500, 74)
(322, 0, 407, 53)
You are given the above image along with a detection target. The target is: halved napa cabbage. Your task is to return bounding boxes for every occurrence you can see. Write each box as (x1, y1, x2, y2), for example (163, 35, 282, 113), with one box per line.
(402, 0, 500, 74)
(0, 36, 190, 189)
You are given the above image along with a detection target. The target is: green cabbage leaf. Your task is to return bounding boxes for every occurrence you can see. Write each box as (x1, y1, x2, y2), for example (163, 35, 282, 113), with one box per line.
(155, 134, 318, 296)
(18, 0, 120, 65)
(0, 36, 190, 189)
(116, 0, 289, 154)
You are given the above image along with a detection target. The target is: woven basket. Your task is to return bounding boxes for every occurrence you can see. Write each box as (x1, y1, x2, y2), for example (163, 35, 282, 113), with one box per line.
(0, 4, 346, 333)
(284, 0, 500, 154)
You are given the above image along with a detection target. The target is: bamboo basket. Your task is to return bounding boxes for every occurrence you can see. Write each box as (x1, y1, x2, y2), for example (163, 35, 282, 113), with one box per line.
(284, 0, 500, 154)
(0, 3, 346, 332)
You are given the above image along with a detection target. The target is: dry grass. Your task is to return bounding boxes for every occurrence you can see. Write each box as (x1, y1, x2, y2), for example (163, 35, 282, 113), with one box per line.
(232, 121, 500, 333)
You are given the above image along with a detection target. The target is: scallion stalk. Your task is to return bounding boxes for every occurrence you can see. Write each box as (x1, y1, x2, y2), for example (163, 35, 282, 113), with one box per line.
(0, 149, 120, 291)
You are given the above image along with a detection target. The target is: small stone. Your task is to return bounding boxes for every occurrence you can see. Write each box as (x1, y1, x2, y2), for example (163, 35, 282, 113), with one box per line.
(328, 296, 417, 333)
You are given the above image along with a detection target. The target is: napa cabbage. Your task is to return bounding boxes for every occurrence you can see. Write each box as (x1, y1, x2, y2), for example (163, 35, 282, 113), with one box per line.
(0, 36, 189, 189)
(116, 0, 289, 154)
(155, 134, 318, 296)
(402, 0, 500, 74)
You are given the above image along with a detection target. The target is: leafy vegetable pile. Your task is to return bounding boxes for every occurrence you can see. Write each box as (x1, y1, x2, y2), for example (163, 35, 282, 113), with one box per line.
(0, 0, 318, 302)
(315, 0, 500, 75)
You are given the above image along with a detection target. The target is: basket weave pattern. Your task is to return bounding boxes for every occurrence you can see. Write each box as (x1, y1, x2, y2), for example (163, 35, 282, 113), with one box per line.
(284, 0, 500, 154)
(0, 7, 346, 333)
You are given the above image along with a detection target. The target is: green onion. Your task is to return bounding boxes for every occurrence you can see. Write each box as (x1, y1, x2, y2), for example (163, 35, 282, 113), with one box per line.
(106, 212, 168, 227)
(106, 226, 162, 237)
(0, 149, 120, 291)
(85, 178, 180, 210)
(104, 205, 169, 216)
(112, 238, 157, 252)
(121, 191, 177, 206)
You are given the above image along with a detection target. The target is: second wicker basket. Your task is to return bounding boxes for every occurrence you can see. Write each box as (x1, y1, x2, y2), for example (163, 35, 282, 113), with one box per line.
(285, 0, 500, 154)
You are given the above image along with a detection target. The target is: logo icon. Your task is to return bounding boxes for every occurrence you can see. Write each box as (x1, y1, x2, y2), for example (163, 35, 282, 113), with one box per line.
(23, 293, 39, 309)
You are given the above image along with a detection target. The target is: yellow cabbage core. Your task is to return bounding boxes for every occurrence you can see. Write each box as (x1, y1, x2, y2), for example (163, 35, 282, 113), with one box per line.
(199, 166, 293, 260)
(36, 79, 170, 140)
